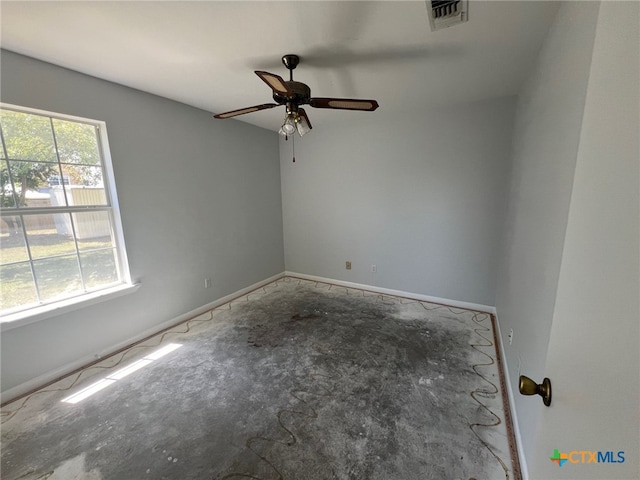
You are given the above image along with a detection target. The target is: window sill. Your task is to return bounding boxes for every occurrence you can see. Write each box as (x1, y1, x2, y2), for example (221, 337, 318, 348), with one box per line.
(0, 283, 141, 332)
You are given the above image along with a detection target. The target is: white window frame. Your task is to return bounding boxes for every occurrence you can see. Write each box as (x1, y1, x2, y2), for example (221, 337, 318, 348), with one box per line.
(0, 103, 137, 330)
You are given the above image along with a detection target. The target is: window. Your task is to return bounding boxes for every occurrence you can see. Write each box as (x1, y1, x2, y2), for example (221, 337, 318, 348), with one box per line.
(0, 104, 133, 322)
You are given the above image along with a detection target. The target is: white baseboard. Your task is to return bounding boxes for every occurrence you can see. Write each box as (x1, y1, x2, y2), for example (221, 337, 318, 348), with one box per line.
(285, 271, 496, 314)
(1, 272, 285, 404)
(493, 312, 529, 479)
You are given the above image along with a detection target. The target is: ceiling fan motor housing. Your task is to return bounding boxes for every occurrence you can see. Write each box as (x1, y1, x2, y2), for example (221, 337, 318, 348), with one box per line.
(273, 81, 311, 106)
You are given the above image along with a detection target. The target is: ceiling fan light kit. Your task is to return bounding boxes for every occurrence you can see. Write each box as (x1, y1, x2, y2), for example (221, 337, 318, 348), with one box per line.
(214, 54, 379, 138)
(278, 114, 297, 136)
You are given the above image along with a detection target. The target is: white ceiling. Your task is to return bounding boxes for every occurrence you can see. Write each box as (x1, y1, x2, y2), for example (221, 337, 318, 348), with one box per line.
(0, 1, 559, 132)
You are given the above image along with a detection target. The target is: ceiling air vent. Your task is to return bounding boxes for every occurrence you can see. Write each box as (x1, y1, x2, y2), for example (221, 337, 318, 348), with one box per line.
(427, 0, 469, 31)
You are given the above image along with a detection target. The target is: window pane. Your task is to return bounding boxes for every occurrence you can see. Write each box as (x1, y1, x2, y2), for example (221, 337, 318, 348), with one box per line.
(67, 187, 107, 207)
(1, 216, 29, 264)
(33, 255, 82, 301)
(73, 211, 113, 249)
(25, 214, 76, 259)
(1, 110, 57, 162)
(8, 160, 57, 208)
(1, 161, 18, 207)
(0, 261, 38, 310)
(61, 164, 104, 189)
(63, 164, 104, 188)
(81, 249, 118, 288)
(52, 119, 100, 165)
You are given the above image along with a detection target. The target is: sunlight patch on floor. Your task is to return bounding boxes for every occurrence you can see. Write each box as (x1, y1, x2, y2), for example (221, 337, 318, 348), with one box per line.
(61, 343, 182, 404)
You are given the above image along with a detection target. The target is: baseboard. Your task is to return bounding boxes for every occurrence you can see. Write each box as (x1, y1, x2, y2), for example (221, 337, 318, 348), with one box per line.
(285, 271, 497, 314)
(493, 312, 529, 479)
(1, 272, 285, 405)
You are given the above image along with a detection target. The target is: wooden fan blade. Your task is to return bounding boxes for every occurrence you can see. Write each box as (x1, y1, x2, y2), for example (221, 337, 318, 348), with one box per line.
(298, 108, 312, 130)
(213, 103, 278, 119)
(255, 71, 293, 96)
(309, 97, 379, 111)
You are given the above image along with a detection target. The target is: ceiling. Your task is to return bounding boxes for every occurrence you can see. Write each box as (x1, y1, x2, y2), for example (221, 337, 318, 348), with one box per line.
(0, 1, 559, 132)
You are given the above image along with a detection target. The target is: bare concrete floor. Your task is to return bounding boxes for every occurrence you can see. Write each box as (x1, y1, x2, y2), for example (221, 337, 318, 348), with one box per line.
(1, 277, 518, 479)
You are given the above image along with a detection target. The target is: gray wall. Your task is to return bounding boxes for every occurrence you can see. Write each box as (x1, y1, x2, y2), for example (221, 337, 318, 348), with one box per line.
(281, 98, 516, 306)
(0, 51, 285, 395)
(494, 1, 600, 471)
(532, 1, 639, 477)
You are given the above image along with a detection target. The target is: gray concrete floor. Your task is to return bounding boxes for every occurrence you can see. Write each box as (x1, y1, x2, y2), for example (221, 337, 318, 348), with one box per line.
(1, 277, 518, 479)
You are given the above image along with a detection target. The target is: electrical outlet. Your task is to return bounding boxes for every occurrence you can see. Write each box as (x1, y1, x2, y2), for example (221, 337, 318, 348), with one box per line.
(204, 277, 212, 288)
(371, 264, 377, 273)
(346, 261, 351, 270)
(508, 329, 514, 345)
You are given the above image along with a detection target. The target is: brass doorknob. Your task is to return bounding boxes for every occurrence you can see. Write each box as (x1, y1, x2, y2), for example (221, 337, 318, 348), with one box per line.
(519, 375, 552, 406)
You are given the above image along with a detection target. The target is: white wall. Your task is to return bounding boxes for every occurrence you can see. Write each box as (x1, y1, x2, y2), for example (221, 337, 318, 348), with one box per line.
(0, 51, 285, 397)
(531, 1, 639, 478)
(281, 97, 516, 307)
(493, 1, 600, 468)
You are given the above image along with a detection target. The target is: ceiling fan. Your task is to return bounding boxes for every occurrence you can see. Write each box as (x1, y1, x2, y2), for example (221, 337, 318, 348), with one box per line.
(213, 54, 379, 137)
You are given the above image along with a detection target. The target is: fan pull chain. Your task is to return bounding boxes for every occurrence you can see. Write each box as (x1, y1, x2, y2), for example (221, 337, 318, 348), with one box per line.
(283, 134, 295, 162)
